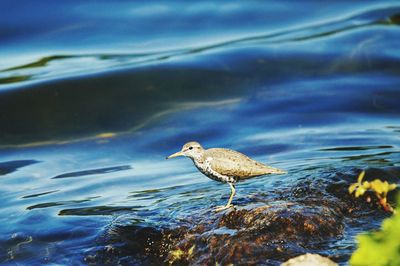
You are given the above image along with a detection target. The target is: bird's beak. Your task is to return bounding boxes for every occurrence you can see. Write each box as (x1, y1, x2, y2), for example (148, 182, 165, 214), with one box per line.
(166, 151, 184, 159)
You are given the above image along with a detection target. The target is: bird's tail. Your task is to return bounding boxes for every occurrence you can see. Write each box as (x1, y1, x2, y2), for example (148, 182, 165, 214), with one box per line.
(267, 166, 287, 174)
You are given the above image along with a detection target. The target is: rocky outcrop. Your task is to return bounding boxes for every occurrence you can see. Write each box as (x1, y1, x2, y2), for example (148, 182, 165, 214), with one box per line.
(85, 168, 399, 265)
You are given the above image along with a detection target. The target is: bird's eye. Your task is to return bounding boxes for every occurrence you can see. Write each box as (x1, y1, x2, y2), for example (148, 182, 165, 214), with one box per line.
(189, 147, 193, 150)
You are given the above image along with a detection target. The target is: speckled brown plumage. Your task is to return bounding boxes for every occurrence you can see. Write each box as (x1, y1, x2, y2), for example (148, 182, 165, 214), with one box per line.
(203, 148, 285, 181)
(166, 141, 286, 211)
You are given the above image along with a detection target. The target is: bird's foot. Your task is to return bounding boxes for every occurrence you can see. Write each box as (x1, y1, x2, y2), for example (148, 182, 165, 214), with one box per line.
(214, 204, 234, 212)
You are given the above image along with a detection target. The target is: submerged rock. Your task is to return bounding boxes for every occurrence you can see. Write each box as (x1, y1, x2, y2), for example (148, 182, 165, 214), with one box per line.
(85, 168, 399, 265)
(86, 204, 344, 265)
(165, 204, 343, 265)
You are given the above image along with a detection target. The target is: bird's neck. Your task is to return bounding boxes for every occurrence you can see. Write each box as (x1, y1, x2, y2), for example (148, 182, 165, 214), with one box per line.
(190, 151, 204, 164)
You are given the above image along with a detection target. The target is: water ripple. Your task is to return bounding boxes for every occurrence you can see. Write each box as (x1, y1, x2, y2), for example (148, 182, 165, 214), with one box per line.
(21, 190, 59, 199)
(26, 196, 100, 210)
(1, 5, 399, 88)
(52, 165, 132, 179)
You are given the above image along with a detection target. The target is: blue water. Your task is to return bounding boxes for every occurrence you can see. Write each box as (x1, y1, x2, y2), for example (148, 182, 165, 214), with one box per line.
(1, 1, 400, 265)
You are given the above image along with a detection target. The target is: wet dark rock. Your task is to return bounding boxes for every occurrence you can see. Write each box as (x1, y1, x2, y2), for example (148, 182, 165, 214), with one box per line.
(173, 205, 343, 265)
(85, 225, 183, 265)
(85, 167, 399, 265)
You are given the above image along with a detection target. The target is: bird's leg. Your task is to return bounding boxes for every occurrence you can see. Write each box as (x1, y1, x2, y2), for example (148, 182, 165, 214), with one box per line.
(226, 182, 236, 207)
(214, 183, 236, 212)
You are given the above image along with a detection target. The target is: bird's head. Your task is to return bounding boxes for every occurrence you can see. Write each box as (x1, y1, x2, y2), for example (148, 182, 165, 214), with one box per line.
(166, 141, 204, 161)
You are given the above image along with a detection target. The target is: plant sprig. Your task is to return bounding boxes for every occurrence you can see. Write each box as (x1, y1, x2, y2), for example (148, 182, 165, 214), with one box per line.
(349, 171, 397, 212)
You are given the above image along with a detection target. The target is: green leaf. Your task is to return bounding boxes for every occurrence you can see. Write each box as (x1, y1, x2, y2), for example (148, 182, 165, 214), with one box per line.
(350, 200, 400, 266)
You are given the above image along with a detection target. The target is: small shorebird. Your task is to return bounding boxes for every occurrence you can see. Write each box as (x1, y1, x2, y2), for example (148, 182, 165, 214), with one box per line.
(166, 141, 286, 211)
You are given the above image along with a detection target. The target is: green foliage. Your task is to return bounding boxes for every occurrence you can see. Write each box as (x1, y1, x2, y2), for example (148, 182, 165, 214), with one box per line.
(349, 171, 397, 212)
(350, 202, 400, 266)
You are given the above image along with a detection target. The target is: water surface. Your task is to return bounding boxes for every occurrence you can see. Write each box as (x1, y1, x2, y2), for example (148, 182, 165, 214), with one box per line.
(1, 1, 400, 265)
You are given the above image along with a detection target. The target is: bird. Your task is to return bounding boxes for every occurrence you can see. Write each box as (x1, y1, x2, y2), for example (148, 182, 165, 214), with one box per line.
(166, 141, 286, 212)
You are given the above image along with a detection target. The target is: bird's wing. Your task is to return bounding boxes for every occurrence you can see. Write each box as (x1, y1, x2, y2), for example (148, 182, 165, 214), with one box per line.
(206, 148, 273, 179)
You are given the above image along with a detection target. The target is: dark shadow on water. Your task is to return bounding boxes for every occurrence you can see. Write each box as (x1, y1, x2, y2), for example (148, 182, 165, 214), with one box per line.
(0, 160, 40, 176)
(58, 206, 140, 216)
(52, 165, 132, 179)
(339, 151, 400, 162)
(320, 145, 394, 151)
(21, 190, 59, 199)
(0, 67, 247, 147)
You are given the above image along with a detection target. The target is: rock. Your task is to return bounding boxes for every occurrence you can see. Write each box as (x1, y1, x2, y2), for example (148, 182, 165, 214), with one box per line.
(86, 203, 345, 265)
(165, 203, 343, 265)
(85, 168, 399, 265)
(281, 253, 338, 266)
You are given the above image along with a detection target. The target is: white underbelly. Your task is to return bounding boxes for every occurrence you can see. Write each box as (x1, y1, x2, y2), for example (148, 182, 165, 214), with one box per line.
(194, 157, 235, 183)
